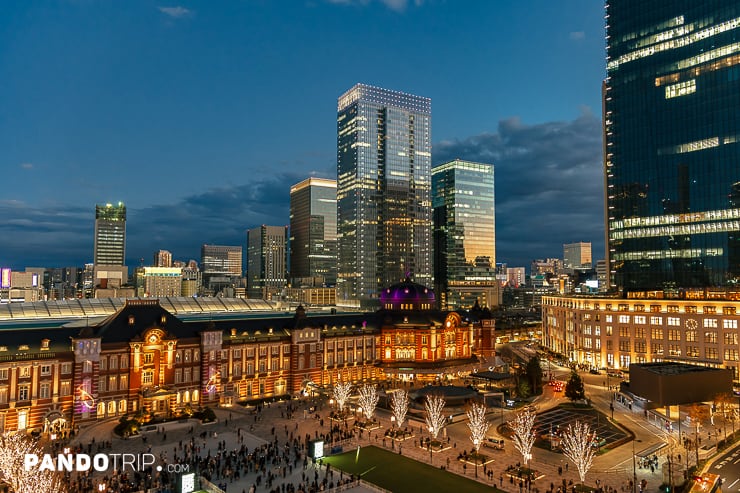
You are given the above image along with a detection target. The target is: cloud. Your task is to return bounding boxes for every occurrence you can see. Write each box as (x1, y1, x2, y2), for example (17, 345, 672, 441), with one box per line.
(158, 6, 192, 18)
(20, 163, 33, 170)
(325, 0, 421, 12)
(569, 31, 585, 41)
(433, 111, 605, 269)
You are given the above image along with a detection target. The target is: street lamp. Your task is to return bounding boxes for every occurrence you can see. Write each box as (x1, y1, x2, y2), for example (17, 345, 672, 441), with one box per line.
(428, 426, 434, 464)
(632, 439, 641, 493)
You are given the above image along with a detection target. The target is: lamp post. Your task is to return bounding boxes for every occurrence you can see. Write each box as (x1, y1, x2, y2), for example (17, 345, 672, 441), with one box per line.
(428, 426, 434, 465)
(632, 439, 641, 493)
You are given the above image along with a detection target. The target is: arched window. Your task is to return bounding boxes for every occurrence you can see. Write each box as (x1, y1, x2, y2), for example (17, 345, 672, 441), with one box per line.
(107, 400, 116, 415)
(96, 402, 105, 418)
(183, 390, 190, 403)
(192, 389, 199, 403)
(119, 400, 127, 413)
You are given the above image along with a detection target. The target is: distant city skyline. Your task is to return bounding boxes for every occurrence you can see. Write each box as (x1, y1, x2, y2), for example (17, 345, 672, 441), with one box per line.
(0, 1, 605, 270)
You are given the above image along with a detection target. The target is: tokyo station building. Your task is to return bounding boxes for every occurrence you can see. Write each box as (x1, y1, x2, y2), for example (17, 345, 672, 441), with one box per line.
(0, 278, 495, 434)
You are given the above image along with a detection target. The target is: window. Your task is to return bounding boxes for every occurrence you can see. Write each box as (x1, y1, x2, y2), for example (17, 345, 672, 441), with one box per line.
(724, 319, 738, 329)
(668, 330, 681, 341)
(619, 315, 630, 324)
(120, 356, 128, 369)
(142, 370, 154, 385)
(40, 382, 50, 399)
(144, 353, 154, 364)
(704, 306, 717, 314)
(685, 330, 697, 342)
(98, 377, 106, 392)
(705, 318, 718, 328)
(619, 340, 631, 352)
(421, 335, 427, 344)
(652, 343, 664, 355)
(635, 341, 647, 353)
(706, 347, 719, 359)
(100, 357, 107, 371)
(175, 369, 182, 383)
(705, 331, 718, 344)
(650, 305, 662, 313)
(83, 361, 92, 373)
(234, 349, 241, 358)
(725, 332, 738, 345)
(109, 356, 117, 369)
(686, 347, 699, 358)
(724, 307, 737, 315)
(0, 369, 8, 380)
(119, 375, 127, 390)
(17, 385, 29, 401)
(634, 315, 646, 324)
(669, 345, 681, 356)
(635, 328, 646, 339)
(650, 316, 663, 325)
(606, 315, 613, 323)
(606, 326, 613, 336)
(619, 327, 630, 337)
(108, 375, 117, 392)
(61, 363, 72, 374)
(40, 365, 51, 376)
(606, 340, 613, 350)
(19, 367, 30, 378)
(726, 349, 740, 361)
(667, 317, 680, 326)
(0, 387, 7, 403)
(651, 328, 664, 340)
(247, 363, 253, 375)
(60, 381, 71, 396)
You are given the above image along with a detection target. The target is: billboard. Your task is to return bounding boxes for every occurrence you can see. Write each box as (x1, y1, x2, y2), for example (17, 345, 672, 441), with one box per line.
(0, 268, 10, 289)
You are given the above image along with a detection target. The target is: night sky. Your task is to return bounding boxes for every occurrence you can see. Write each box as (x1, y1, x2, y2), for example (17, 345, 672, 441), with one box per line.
(0, 1, 606, 270)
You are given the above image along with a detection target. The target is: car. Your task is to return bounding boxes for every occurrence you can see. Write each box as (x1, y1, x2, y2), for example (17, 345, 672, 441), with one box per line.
(483, 438, 505, 450)
(589, 368, 601, 375)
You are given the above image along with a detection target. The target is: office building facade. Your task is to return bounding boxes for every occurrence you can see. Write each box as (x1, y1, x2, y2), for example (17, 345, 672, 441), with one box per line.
(337, 83, 432, 306)
(563, 242, 592, 269)
(289, 178, 337, 287)
(94, 203, 126, 266)
(432, 159, 497, 309)
(201, 245, 242, 294)
(605, 1, 740, 295)
(247, 226, 288, 298)
(153, 250, 173, 268)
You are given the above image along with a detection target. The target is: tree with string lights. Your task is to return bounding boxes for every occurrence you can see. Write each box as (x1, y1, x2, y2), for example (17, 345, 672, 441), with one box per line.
(425, 394, 447, 440)
(560, 420, 597, 484)
(357, 383, 379, 421)
(0, 432, 66, 493)
(510, 407, 537, 466)
(467, 402, 490, 453)
(390, 389, 409, 429)
(332, 380, 352, 413)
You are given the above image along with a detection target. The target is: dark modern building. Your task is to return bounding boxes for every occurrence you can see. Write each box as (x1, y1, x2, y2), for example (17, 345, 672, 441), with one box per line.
(93, 203, 126, 266)
(200, 244, 242, 294)
(336, 83, 432, 307)
(289, 178, 337, 287)
(605, 1, 740, 296)
(432, 159, 497, 309)
(247, 225, 288, 298)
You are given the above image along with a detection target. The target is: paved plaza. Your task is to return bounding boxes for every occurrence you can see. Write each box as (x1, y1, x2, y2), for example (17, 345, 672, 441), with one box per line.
(60, 367, 739, 493)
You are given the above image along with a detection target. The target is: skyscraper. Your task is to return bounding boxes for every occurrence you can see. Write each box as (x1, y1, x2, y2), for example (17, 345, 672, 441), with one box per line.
(153, 250, 173, 268)
(337, 83, 432, 305)
(289, 178, 337, 287)
(200, 244, 242, 294)
(247, 225, 288, 298)
(94, 202, 126, 266)
(563, 242, 592, 269)
(605, 1, 740, 295)
(432, 159, 496, 309)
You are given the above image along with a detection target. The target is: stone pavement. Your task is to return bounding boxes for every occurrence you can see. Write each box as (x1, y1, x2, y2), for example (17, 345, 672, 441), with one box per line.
(66, 377, 699, 493)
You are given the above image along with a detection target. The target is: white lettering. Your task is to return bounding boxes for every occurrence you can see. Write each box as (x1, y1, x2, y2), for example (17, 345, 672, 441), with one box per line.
(93, 454, 108, 472)
(23, 454, 38, 471)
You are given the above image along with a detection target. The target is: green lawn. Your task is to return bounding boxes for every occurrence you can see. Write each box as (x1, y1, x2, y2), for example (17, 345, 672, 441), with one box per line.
(323, 445, 499, 493)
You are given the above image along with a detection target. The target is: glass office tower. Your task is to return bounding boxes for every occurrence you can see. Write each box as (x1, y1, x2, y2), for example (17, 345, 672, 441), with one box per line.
(337, 83, 432, 305)
(289, 177, 337, 286)
(432, 160, 496, 309)
(605, 1, 740, 295)
(94, 202, 126, 266)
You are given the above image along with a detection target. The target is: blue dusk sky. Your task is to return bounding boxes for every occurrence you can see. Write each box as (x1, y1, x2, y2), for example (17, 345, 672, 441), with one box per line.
(0, 0, 606, 271)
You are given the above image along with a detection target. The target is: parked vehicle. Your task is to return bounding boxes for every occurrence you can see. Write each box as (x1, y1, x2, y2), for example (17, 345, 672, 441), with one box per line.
(483, 438, 505, 450)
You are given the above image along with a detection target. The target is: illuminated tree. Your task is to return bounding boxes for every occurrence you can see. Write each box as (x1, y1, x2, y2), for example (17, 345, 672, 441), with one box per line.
(332, 380, 352, 413)
(0, 432, 66, 493)
(390, 389, 409, 428)
(466, 402, 490, 452)
(425, 394, 447, 440)
(510, 407, 537, 466)
(357, 383, 379, 421)
(560, 421, 597, 484)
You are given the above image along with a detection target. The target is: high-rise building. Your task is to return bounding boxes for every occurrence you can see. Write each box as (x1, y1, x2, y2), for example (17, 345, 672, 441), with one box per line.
(94, 203, 126, 266)
(134, 267, 182, 297)
(153, 250, 173, 268)
(337, 83, 432, 305)
(247, 226, 288, 298)
(605, 1, 740, 295)
(200, 245, 242, 293)
(563, 242, 592, 269)
(432, 159, 496, 309)
(289, 178, 337, 287)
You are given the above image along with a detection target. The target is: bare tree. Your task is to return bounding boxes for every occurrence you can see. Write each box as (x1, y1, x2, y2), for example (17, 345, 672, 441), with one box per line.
(0, 432, 66, 493)
(510, 407, 537, 466)
(425, 394, 447, 440)
(332, 380, 352, 413)
(357, 383, 379, 421)
(560, 420, 597, 484)
(466, 402, 490, 453)
(390, 389, 409, 429)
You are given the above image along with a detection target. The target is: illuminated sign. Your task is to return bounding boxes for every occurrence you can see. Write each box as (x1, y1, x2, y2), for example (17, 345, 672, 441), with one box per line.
(310, 439, 324, 459)
(77, 385, 95, 409)
(32, 273, 38, 288)
(205, 371, 220, 393)
(0, 268, 10, 289)
(178, 472, 196, 493)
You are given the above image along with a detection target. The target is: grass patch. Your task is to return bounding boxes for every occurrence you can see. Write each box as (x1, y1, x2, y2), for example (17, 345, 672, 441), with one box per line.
(323, 445, 499, 492)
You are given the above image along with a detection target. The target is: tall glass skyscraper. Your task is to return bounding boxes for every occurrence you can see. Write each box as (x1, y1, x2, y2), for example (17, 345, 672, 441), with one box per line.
(337, 83, 432, 305)
(289, 177, 337, 287)
(94, 202, 126, 266)
(247, 226, 288, 298)
(605, 1, 740, 295)
(432, 160, 496, 309)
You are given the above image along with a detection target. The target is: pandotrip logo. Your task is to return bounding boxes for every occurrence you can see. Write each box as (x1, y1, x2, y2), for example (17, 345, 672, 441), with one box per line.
(24, 452, 160, 473)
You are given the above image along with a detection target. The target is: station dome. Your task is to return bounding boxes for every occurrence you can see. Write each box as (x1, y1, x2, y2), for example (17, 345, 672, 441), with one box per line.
(379, 277, 435, 311)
